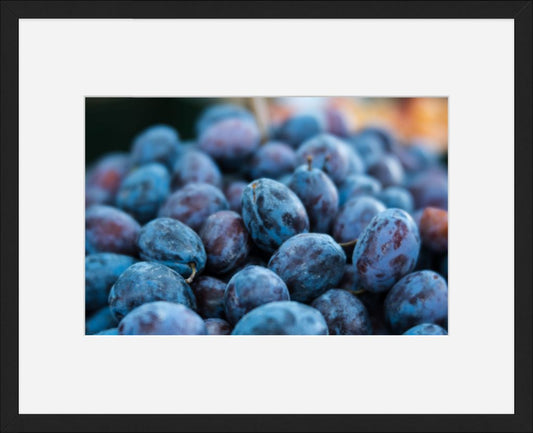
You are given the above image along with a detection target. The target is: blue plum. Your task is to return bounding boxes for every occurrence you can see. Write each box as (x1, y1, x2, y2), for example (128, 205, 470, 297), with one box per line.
(95, 328, 119, 335)
(384, 270, 448, 334)
(268, 233, 346, 303)
(224, 181, 247, 213)
(108, 261, 196, 321)
(85, 205, 141, 255)
(205, 318, 232, 335)
(158, 182, 229, 231)
(355, 126, 395, 152)
(288, 162, 339, 233)
(248, 141, 297, 180)
(191, 276, 227, 319)
(296, 134, 360, 184)
(198, 117, 261, 168)
(376, 186, 414, 213)
(199, 210, 251, 275)
(241, 178, 309, 253)
(86, 153, 131, 207)
(352, 208, 420, 293)
(231, 301, 328, 335)
(333, 196, 386, 244)
(116, 163, 170, 223)
(130, 124, 181, 169)
(275, 114, 323, 148)
(406, 167, 448, 210)
(171, 149, 222, 190)
(403, 323, 447, 335)
(338, 174, 382, 207)
(367, 154, 405, 188)
(195, 103, 254, 136)
(311, 289, 372, 335)
(118, 301, 206, 335)
(324, 106, 352, 138)
(137, 217, 206, 279)
(85, 253, 137, 312)
(224, 265, 290, 325)
(348, 130, 387, 168)
(86, 306, 118, 335)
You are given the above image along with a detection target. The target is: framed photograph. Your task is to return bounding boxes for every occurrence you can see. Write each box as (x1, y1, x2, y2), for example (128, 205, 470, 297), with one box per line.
(1, 1, 531, 432)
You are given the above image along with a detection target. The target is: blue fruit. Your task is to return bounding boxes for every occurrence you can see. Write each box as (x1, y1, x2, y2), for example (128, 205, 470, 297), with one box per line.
(130, 124, 181, 169)
(224, 265, 290, 325)
(276, 114, 323, 148)
(198, 117, 260, 168)
(137, 217, 206, 279)
(355, 126, 395, 152)
(406, 167, 448, 210)
(116, 163, 170, 223)
(95, 328, 119, 335)
(338, 174, 382, 207)
(85, 205, 141, 255)
(191, 276, 227, 319)
(224, 181, 247, 213)
(85, 253, 137, 312)
(348, 130, 387, 168)
(268, 233, 346, 303)
(108, 261, 196, 321)
(158, 182, 229, 232)
(384, 270, 448, 333)
(231, 301, 328, 335)
(338, 264, 357, 291)
(118, 301, 206, 335)
(376, 186, 414, 213)
(205, 318, 232, 335)
(199, 210, 251, 275)
(352, 208, 420, 293)
(311, 289, 372, 335)
(325, 106, 351, 138)
(195, 104, 254, 136)
(171, 149, 222, 190)
(403, 323, 447, 335)
(333, 196, 386, 244)
(86, 306, 118, 335)
(296, 134, 358, 184)
(367, 154, 405, 187)
(248, 141, 297, 179)
(241, 178, 309, 253)
(288, 163, 339, 233)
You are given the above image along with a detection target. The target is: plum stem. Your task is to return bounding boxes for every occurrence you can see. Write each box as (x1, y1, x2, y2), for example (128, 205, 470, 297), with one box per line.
(323, 154, 331, 172)
(351, 288, 366, 296)
(252, 182, 257, 202)
(185, 262, 197, 284)
(338, 239, 358, 248)
(307, 155, 313, 171)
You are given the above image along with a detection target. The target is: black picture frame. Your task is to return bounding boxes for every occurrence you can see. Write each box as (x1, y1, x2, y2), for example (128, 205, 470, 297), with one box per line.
(1, 1, 531, 432)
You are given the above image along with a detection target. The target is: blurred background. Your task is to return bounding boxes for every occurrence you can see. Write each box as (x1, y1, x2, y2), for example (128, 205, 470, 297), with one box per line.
(86, 97, 447, 165)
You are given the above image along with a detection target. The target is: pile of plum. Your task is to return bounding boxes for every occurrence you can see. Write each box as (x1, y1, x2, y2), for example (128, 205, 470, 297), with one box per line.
(86, 103, 448, 335)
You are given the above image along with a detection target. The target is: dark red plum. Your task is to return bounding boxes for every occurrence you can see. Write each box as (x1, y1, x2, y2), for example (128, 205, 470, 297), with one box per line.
(116, 163, 170, 223)
(191, 276, 227, 319)
(419, 207, 448, 253)
(333, 196, 386, 244)
(137, 217, 206, 279)
(108, 261, 196, 321)
(275, 114, 323, 148)
(205, 318, 232, 335)
(367, 154, 405, 188)
(85, 205, 141, 255)
(231, 301, 328, 335)
(224, 265, 290, 325)
(288, 163, 339, 233)
(248, 141, 297, 180)
(268, 233, 346, 303)
(224, 181, 247, 213)
(118, 301, 206, 335)
(86, 306, 118, 335)
(241, 178, 309, 253)
(296, 134, 356, 184)
(195, 104, 254, 136)
(311, 289, 372, 335)
(406, 167, 448, 210)
(85, 253, 137, 312)
(198, 117, 260, 168)
(385, 270, 448, 334)
(86, 153, 131, 207)
(376, 186, 414, 213)
(403, 323, 447, 335)
(158, 182, 229, 232)
(171, 149, 222, 190)
(338, 174, 382, 207)
(352, 208, 420, 293)
(199, 211, 251, 275)
(131, 124, 181, 169)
